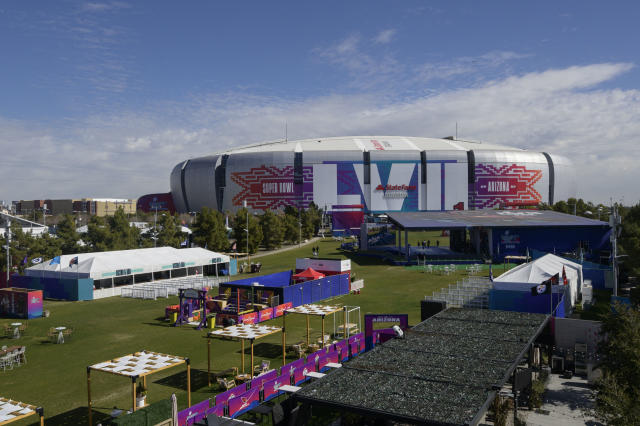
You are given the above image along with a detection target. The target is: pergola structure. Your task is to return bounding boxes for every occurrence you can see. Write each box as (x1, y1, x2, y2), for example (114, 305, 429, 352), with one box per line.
(87, 350, 190, 425)
(0, 398, 43, 425)
(207, 323, 284, 387)
(284, 304, 346, 348)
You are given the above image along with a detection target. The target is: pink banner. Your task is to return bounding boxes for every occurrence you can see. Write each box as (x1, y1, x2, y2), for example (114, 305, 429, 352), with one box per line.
(240, 312, 258, 324)
(228, 387, 259, 417)
(258, 308, 273, 322)
(274, 302, 293, 317)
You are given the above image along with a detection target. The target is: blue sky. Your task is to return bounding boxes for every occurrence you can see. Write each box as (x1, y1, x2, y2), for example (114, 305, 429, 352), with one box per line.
(1, 1, 639, 204)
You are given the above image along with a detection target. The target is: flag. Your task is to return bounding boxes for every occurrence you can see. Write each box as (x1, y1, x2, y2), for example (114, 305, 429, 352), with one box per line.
(31, 257, 43, 264)
(489, 264, 494, 282)
(69, 256, 78, 267)
(49, 256, 61, 265)
(531, 281, 551, 296)
(562, 266, 568, 285)
(531, 274, 559, 296)
(21, 255, 28, 265)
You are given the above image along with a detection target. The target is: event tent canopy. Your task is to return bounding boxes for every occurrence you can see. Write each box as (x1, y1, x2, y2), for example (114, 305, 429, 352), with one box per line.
(25, 247, 229, 280)
(494, 254, 582, 307)
(292, 267, 325, 281)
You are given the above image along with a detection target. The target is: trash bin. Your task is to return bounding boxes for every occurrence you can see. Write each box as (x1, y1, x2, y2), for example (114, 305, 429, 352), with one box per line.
(171, 312, 178, 323)
(207, 315, 216, 329)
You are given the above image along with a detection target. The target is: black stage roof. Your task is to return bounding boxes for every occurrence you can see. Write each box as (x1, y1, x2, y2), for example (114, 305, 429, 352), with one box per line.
(295, 308, 548, 426)
(387, 210, 608, 230)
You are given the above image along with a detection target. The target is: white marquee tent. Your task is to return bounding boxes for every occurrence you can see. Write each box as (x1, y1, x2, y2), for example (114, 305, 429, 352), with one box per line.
(493, 253, 583, 308)
(25, 247, 229, 281)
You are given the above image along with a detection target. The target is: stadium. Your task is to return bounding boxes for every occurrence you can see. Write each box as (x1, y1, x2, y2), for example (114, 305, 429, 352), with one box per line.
(138, 136, 576, 229)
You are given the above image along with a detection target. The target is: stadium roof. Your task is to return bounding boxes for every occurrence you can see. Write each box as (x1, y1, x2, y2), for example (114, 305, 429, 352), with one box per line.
(387, 210, 609, 230)
(295, 308, 548, 425)
(25, 247, 229, 280)
(219, 136, 526, 155)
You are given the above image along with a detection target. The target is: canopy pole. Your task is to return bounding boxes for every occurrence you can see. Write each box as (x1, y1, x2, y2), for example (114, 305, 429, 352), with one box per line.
(186, 358, 191, 407)
(87, 367, 92, 425)
(282, 327, 286, 366)
(343, 307, 347, 339)
(282, 313, 287, 366)
(132, 377, 137, 412)
(321, 315, 325, 347)
(250, 340, 254, 378)
(241, 339, 245, 373)
(207, 338, 211, 387)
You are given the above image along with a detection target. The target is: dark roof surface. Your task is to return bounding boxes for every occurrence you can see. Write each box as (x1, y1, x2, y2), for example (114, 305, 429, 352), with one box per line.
(387, 210, 608, 230)
(295, 308, 548, 425)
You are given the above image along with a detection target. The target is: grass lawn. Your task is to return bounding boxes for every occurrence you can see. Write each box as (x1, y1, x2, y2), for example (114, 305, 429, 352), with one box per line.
(1, 238, 490, 425)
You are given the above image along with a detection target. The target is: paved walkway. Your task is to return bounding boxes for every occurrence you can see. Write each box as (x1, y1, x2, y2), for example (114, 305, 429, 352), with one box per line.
(238, 236, 325, 260)
(524, 374, 602, 426)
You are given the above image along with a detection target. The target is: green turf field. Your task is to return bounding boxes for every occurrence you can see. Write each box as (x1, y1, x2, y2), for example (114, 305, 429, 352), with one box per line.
(1, 239, 493, 425)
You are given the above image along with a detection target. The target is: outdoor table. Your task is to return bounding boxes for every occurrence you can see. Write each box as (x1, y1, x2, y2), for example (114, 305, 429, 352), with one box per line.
(54, 327, 66, 344)
(207, 323, 285, 387)
(305, 371, 325, 379)
(87, 350, 190, 425)
(279, 385, 301, 393)
(325, 362, 342, 368)
(10, 323, 21, 339)
(235, 373, 252, 382)
(0, 346, 20, 357)
(0, 397, 44, 425)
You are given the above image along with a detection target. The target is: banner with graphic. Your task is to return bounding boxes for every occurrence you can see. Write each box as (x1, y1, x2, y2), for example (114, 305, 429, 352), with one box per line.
(231, 165, 313, 210)
(470, 163, 543, 209)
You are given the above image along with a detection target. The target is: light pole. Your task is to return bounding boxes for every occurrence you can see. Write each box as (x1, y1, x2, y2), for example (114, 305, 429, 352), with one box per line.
(153, 204, 158, 248)
(5, 219, 10, 283)
(298, 208, 302, 247)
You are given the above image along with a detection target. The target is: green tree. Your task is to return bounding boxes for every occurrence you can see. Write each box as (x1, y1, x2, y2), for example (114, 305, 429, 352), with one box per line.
(86, 216, 111, 252)
(107, 208, 140, 250)
(156, 213, 184, 248)
(259, 210, 284, 250)
(192, 207, 229, 251)
(594, 303, 640, 424)
(232, 208, 263, 254)
(56, 214, 79, 254)
(282, 212, 300, 244)
(620, 203, 640, 277)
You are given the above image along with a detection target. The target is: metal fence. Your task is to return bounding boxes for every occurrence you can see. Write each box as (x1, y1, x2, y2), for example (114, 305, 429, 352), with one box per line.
(425, 276, 493, 309)
(120, 275, 229, 300)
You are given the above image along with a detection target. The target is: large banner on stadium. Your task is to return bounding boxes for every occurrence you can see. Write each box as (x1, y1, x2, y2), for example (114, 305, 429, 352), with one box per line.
(470, 163, 544, 209)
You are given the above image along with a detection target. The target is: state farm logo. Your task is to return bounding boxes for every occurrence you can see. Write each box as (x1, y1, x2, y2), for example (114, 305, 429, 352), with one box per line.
(375, 184, 416, 199)
(375, 184, 416, 191)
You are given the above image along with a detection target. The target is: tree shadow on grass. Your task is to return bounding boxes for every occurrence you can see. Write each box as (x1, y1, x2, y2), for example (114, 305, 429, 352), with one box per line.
(153, 368, 210, 391)
(242, 342, 284, 359)
(34, 406, 109, 426)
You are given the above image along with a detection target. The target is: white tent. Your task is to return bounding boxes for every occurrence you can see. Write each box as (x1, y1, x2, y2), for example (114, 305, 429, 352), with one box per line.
(494, 253, 583, 308)
(25, 247, 229, 280)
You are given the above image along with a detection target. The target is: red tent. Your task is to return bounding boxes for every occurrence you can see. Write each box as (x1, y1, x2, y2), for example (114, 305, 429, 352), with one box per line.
(292, 267, 325, 282)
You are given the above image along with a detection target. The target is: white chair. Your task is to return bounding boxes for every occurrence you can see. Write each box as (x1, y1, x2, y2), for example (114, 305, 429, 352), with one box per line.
(1, 353, 14, 371)
(15, 347, 25, 365)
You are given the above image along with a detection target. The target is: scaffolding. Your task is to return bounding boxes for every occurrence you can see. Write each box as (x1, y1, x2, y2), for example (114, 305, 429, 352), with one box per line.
(425, 276, 493, 309)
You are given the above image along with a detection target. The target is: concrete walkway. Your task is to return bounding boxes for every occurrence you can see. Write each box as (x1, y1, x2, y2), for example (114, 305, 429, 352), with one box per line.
(239, 236, 325, 260)
(524, 374, 602, 426)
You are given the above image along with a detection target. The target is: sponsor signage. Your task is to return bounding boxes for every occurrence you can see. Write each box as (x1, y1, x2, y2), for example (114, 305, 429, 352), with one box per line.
(259, 308, 273, 322)
(274, 302, 293, 317)
(240, 312, 258, 325)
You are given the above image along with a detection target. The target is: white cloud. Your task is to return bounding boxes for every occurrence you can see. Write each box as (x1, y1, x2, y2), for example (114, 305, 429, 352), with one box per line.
(0, 63, 638, 205)
(373, 29, 396, 44)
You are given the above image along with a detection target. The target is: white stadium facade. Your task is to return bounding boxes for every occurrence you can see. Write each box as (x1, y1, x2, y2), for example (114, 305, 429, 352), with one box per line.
(138, 136, 575, 229)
